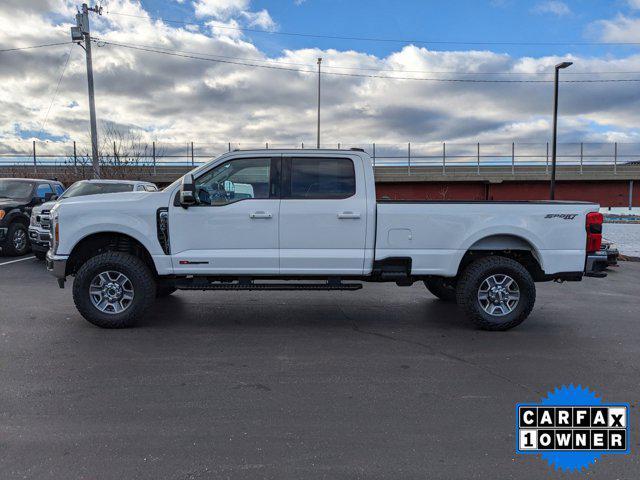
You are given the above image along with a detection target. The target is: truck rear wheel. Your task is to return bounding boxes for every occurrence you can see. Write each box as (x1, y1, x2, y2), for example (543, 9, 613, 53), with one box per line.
(456, 256, 536, 331)
(424, 278, 457, 301)
(72, 251, 156, 328)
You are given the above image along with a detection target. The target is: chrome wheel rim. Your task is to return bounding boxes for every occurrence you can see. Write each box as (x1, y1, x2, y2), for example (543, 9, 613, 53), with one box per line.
(478, 274, 520, 316)
(89, 271, 134, 314)
(13, 228, 27, 251)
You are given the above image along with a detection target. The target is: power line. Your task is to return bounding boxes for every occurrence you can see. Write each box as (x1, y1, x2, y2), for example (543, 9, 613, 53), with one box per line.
(6, 35, 640, 77)
(39, 45, 74, 135)
(91, 37, 640, 76)
(95, 39, 640, 83)
(0, 41, 74, 53)
(106, 10, 640, 47)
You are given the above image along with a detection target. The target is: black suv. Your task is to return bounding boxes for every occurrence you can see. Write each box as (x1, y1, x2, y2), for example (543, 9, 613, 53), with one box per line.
(0, 178, 65, 256)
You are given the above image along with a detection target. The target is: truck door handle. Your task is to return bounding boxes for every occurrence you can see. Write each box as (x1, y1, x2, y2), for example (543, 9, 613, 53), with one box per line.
(249, 211, 272, 219)
(337, 211, 361, 219)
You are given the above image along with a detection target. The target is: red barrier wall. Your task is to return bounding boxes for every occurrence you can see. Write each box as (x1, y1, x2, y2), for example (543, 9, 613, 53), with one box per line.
(375, 180, 637, 207)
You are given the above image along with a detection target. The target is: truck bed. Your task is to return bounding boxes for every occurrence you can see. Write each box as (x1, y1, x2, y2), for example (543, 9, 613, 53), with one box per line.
(375, 201, 598, 276)
(377, 200, 597, 204)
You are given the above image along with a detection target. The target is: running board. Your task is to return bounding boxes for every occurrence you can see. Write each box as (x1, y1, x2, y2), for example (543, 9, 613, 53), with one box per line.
(176, 281, 363, 291)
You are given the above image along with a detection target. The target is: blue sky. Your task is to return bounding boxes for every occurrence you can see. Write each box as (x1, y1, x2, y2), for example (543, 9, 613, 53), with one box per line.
(138, 0, 639, 58)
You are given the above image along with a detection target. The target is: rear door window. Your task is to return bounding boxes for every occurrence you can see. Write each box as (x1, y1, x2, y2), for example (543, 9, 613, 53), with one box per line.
(286, 158, 355, 199)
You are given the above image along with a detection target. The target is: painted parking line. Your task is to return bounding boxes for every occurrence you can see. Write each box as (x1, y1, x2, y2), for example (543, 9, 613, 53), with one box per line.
(0, 256, 36, 267)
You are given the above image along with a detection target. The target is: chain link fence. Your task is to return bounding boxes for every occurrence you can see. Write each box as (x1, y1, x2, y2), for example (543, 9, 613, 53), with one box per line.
(1, 140, 639, 176)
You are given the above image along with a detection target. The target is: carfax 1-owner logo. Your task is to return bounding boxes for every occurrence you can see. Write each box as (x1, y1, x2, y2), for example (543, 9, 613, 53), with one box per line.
(516, 385, 631, 472)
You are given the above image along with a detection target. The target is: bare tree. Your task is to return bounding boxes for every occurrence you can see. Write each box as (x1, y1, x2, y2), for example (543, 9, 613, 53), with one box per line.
(62, 124, 158, 183)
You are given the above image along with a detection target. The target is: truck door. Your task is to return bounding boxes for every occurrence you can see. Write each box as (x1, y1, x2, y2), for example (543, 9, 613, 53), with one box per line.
(169, 156, 281, 274)
(279, 155, 367, 275)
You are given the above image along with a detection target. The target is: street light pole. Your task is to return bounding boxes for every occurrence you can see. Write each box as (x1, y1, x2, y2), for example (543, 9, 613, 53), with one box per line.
(550, 61, 572, 200)
(316, 57, 322, 149)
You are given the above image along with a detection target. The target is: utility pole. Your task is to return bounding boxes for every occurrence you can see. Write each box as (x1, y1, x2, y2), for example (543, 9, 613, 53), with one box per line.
(316, 57, 322, 149)
(550, 61, 572, 200)
(71, 3, 102, 178)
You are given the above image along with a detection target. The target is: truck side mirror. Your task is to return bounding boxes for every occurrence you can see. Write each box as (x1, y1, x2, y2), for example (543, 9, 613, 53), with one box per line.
(179, 174, 197, 208)
(44, 192, 57, 202)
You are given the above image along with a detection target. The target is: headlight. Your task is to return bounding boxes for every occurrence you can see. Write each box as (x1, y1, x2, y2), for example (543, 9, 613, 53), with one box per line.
(0, 210, 5, 220)
(51, 211, 59, 253)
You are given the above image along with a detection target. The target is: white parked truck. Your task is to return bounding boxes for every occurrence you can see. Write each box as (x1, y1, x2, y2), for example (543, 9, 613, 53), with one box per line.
(46, 149, 608, 330)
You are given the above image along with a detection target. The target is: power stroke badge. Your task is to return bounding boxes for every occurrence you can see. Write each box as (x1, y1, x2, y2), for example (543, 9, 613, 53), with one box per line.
(516, 385, 630, 472)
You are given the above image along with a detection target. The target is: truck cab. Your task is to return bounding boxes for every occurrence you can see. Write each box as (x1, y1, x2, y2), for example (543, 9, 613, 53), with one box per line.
(171, 151, 374, 275)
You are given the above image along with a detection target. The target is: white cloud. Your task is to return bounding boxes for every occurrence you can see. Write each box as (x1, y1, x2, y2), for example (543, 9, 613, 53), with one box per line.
(192, 0, 277, 34)
(532, 1, 571, 16)
(628, 0, 640, 9)
(595, 13, 640, 42)
(192, 0, 250, 19)
(206, 18, 244, 39)
(241, 9, 276, 30)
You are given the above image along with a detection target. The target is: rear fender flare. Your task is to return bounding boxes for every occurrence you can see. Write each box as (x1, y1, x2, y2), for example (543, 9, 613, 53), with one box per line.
(453, 226, 545, 272)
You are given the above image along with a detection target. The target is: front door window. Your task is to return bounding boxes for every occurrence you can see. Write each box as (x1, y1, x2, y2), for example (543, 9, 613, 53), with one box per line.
(194, 158, 272, 206)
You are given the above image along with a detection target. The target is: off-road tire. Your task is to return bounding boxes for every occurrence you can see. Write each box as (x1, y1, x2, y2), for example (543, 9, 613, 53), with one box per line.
(156, 285, 177, 298)
(5, 222, 30, 256)
(72, 251, 156, 328)
(33, 250, 47, 261)
(424, 277, 457, 302)
(456, 256, 536, 331)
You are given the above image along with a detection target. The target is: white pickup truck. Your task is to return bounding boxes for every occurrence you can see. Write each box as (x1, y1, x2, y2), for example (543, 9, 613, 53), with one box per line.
(46, 149, 607, 331)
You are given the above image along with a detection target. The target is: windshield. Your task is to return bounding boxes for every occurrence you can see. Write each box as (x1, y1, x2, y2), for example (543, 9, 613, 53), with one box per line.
(0, 180, 33, 200)
(162, 161, 213, 192)
(60, 181, 134, 199)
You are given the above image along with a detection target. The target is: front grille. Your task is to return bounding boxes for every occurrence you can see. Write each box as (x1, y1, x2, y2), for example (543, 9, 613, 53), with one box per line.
(40, 214, 51, 229)
(156, 208, 170, 254)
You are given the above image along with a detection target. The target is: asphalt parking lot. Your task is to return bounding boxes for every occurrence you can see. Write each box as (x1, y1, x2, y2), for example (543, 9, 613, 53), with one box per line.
(1, 256, 638, 479)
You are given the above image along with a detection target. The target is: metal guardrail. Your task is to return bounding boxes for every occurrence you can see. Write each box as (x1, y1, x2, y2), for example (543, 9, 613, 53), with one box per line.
(1, 141, 639, 176)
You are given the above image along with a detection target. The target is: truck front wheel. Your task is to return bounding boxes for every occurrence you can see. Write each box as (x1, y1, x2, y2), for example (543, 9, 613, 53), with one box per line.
(456, 256, 536, 331)
(5, 222, 29, 256)
(72, 252, 156, 328)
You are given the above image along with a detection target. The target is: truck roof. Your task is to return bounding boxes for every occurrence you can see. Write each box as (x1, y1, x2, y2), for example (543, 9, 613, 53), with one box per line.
(77, 179, 155, 185)
(0, 177, 63, 184)
(229, 148, 367, 154)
